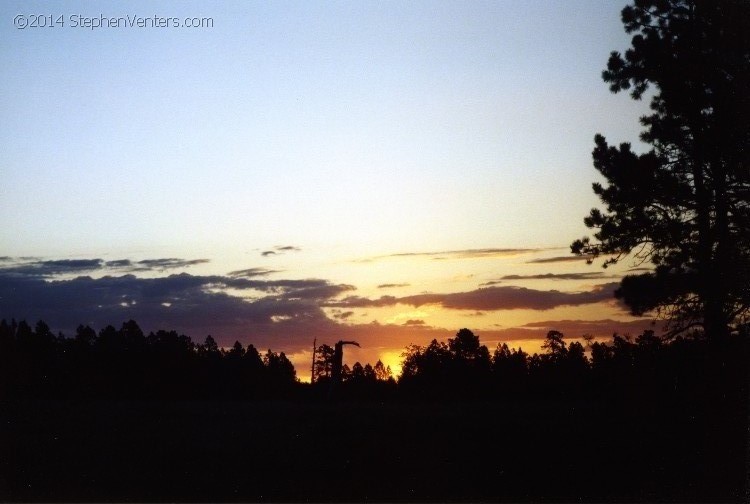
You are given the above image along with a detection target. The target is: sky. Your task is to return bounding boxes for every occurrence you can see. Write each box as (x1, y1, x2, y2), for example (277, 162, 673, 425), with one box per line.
(0, 0, 656, 381)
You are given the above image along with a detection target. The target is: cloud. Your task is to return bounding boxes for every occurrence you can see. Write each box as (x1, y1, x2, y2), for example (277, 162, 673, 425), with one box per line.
(228, 268, 282, 278)
(0, 259, 104, 277)
(329, 283, 619, 311)
(403, 319, 426, 326)
(327, 295, 400, 308)
(0, 257, 211, 277)
(519, 318, 656, 335)
(376, 283, 411, 289)
(261, 245, 301, 257)
(0, 265, 658, 378)
(490, 272, 616, 282)
(0, 272, 354, 348)
(104, 259, 133, 268)
(132, 258, 209, 270)
(526, 255, 594, 264)
(358, 248, 544, 263)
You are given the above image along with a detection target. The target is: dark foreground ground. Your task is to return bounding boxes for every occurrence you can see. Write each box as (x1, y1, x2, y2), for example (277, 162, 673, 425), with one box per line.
(1, 398, 747, 502)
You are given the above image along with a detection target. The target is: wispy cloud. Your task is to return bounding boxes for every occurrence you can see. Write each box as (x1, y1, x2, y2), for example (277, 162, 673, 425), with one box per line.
(104, 259, 132, 268)
(376, 283, 411, 289)
(0, 257, 210, 277)
(328, 283, 619, 311)
(520, 318, 653, 332)
(358, 248, 545, 263)
(130, 258, 209, 270)
(0, 259, 104, 277)
(485, 272, 616, 283)
(228, 267, 282, 278)
(526, 255, 594, 264)
(261, 245, 302, 257)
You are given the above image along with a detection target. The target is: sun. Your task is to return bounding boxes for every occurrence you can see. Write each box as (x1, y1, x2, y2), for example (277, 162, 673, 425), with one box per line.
(378, 350, 403, 379)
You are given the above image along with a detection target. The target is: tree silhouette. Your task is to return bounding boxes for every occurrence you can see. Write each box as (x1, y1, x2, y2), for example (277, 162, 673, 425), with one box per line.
(313, 343, 335, 383)
(571, 0, 750, 338)
(199, 335, 220, 356)
(227, 340, 245, 359)
(264, 349, 296, 384)
(400, 339, 451, 387)
(492, 343, 529, 398)
(244, 344, 264, 373)
(75, 324, 97, 346)
(541, 330, 567, 360)
(350, 361, 365, 381)
(373, 360, 392, 381)
(400, 329, 491, 398)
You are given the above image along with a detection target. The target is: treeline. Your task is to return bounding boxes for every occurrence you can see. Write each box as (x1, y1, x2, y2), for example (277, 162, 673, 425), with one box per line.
(1, 318, 747, 404)
(0, 319, 297, 400)
(399, 328, 748, 405)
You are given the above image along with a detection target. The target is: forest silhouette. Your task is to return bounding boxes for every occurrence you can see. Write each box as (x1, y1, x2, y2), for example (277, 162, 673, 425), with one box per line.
(2, 318, 746, 405)
(3, 0, 750, 501)
(1, 318, 748, 501)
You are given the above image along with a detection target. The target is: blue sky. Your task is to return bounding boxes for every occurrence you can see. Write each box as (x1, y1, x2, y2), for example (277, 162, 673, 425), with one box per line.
(1, 1, 654, 378)
(2, 0, 647, 257)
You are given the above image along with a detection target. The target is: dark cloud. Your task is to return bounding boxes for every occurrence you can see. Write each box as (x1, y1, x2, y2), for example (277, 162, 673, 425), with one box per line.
(327, 295, 399, 308)
(0, 272, 354, 348)
(0, 265, 657, 366)
(0, 257, 211, 277)
(332, 311, 355, 320)
(493, 272, 615, 282)
(261, 246, 301, 257)
(519, 318, 656, 335)
(403, 319, 425, 326)
(0, 259, 104, 277)
(104, 259, 133, 268)
(134, 258, 209, 270)
(228, 268, 281, 278)
(526, 255, 594, 264)
(328, 283, 619, 311)
(154, 275, 355, 300)
(271, 281, 356, 301)
(376, 283, 411, 289)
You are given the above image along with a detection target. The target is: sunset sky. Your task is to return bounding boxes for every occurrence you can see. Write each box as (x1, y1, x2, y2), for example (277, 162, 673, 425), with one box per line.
(1, 0, 656, 380)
